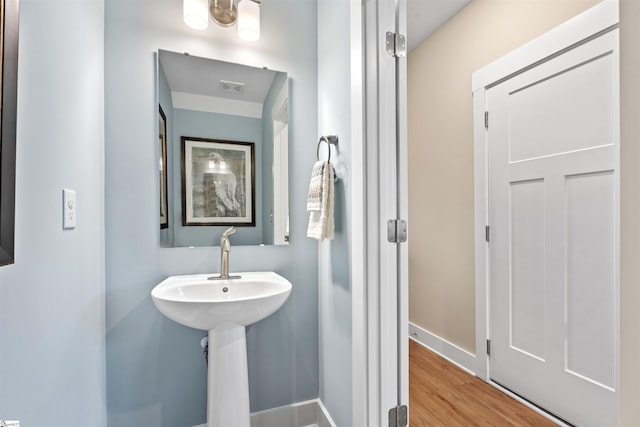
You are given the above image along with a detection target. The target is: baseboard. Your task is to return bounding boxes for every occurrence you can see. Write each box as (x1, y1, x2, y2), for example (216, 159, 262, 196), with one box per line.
(409, 322, 477, 376)
(249, 398, 336, 427)
(192, 399, 336, 427)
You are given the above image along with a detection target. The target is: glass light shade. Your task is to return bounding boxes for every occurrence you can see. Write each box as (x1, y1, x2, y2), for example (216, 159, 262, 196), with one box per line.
(184, 0, 209, 30)
(238, 0, 260, 42)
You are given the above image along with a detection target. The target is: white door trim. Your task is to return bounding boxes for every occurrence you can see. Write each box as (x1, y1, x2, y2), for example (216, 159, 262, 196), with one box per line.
(473, 86, 490, 380)
(350, 0, 368, 422)
(472, 0, 619, 383)
(396, 0, 410, 413)
(471, 1, 619, 93)
(363, 0, 400, 422)
(353, 0, 408, 425)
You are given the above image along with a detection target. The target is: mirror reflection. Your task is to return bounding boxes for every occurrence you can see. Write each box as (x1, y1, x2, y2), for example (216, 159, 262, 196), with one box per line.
(157, 49, 289, 247)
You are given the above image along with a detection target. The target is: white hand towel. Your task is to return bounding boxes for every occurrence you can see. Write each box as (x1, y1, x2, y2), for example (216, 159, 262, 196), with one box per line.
(306, 161, 325, 211)
(306, 160, 334, 241)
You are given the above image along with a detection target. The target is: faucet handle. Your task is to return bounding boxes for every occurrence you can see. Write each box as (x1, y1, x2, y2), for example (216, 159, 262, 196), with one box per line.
(222, 226, 236, 239)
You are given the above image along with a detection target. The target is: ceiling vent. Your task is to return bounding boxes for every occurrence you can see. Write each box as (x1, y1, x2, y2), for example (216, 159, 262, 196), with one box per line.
(219, 80, 245, 95)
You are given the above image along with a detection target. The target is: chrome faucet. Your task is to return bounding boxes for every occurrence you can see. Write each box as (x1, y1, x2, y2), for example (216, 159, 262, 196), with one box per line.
(209, 227, 241, 280)
(220, 226, 235, 278)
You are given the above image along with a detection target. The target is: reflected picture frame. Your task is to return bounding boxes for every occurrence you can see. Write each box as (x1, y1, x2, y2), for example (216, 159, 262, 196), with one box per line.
(181, 137, 255, 227)
(158, 105, 168, 229)
(0, 0, 19, 266)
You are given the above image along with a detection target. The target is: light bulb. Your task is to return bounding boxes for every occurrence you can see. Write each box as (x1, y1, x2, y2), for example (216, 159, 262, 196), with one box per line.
(184, 0, 209, 30)
(238, 0, 260, 42)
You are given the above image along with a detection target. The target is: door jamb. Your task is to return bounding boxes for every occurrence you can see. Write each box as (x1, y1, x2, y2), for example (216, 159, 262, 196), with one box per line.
(472, 87, 490, 381)
(353, 0, 408, 425)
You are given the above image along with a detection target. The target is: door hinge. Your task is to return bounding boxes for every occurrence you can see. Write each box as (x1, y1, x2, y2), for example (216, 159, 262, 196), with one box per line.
(386, 31, 407, 58)
(485, 225, 490, 243)
(484, 111, 489, 129)
(389, 405, 408, 427)
(487, 339, 491, 356)
(387, 219, 408, 243)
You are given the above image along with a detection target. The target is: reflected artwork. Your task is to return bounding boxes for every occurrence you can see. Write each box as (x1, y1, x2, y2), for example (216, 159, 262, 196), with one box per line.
(181, 137, 255, 226)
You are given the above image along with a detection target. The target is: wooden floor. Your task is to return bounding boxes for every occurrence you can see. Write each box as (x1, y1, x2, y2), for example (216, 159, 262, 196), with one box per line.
(409, 339, 558, 426)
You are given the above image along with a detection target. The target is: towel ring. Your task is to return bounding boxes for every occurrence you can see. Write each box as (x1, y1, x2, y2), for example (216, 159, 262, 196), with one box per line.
(317, 135, 339, 162)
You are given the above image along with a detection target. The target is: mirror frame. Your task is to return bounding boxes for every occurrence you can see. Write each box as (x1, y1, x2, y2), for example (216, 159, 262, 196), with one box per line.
(0, 0, 19, 266)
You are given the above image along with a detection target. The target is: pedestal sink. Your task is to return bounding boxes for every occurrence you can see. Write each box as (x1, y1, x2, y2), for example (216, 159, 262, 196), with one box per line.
(151, 271, 292, 427)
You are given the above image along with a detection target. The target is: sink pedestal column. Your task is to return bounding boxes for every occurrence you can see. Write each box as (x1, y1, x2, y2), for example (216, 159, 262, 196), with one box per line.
(207, 323, 251, 427)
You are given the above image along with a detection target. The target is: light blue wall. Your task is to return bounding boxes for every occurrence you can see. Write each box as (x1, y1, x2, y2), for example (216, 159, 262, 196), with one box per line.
(0, 0, 106, 425)
(318, 0, 353, 426)
(105, 0, 319, 426)
(171, 109, 264, 246)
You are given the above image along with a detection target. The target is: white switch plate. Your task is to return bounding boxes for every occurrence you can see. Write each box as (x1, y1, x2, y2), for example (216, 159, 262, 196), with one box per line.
(63, 189, 76, 229)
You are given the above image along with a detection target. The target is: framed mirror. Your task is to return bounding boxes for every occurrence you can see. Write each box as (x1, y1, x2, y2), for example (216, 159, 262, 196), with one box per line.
(0, 0, 19, 266)
(157, 49, 289, 247)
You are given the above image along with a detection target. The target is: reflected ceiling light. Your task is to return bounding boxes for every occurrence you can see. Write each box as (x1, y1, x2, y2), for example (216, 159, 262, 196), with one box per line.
(183, 0, 209, 30)
(207, 153, 229, 173)
(238, 0, 260, 42)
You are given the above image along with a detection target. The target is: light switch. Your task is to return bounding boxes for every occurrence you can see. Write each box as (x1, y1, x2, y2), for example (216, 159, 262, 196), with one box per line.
(63, 189, 77, 229)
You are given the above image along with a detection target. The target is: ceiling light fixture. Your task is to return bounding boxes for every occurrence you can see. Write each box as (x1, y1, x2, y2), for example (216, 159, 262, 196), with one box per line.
(210, 0, 237, 27)
(183, 0, 209, 30)
(237, 0, 260, 42)
(183, 0, 261, 42)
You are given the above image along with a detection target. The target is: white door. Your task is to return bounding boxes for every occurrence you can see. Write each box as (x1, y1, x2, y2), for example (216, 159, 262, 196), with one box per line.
(487, 24, 619, 427)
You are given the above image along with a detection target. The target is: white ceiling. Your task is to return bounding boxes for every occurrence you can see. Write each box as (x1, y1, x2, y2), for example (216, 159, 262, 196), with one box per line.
(407, 0, 472, 52)
(159, 49, 278, 103)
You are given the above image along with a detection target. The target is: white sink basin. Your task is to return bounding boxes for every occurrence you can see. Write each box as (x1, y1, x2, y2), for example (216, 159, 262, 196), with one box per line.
(151, 271, 292, 330)
(152, 271, 293, 427)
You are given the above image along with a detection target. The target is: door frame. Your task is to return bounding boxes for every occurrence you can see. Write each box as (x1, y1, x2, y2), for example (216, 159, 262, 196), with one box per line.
(472, 0, 619, 395)
(353, 0, 408, 425)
